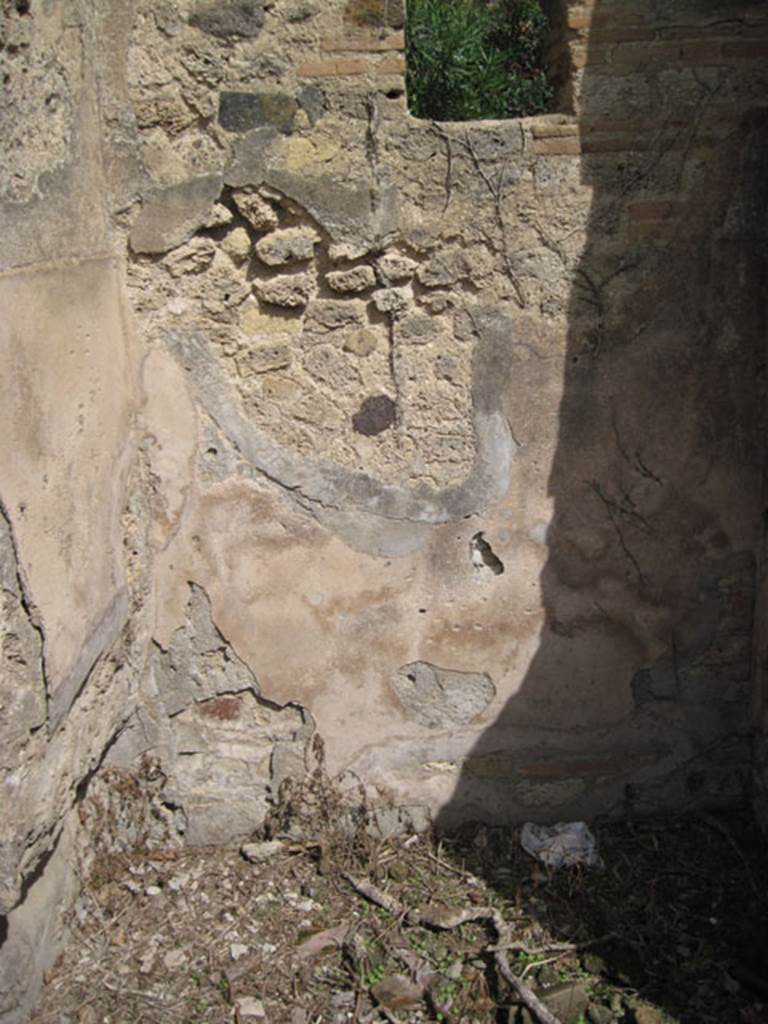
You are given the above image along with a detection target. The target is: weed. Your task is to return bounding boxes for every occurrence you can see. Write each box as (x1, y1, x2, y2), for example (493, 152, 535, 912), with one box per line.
(406, 0, 553, 120)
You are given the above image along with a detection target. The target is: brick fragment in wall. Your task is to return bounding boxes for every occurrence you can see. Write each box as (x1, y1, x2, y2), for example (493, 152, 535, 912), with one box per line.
(390, 663, 496, 729)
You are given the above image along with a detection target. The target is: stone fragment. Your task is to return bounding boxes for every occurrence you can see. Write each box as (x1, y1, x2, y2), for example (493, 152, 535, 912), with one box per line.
(254, 272, 313, 307)
(372, 286, 411, 315)
(162, 238, 216, 277)
(305, 299, 365, 331)
(233, 996, 266, 1019)
(204, 203, 234, 228)
(255, 227, 319, 266)
(377, 251, 417, 283)
(344, 0, 404, 28)
(219, 91, 297, 134)
(298, 84, 326, 124)
(416, 246, 469, 287)
(241, 840, 285, 862)
(130, 174, 223, 255)
(304, 345, 361, 389)
(230, 942, 249, 960)
(221, 226, 252, 261)
(390, 662, 495, 729)
(163, 949, 187, 969)
(241, 306, 302, 335)
(398, 313, 439, 343)
(237, 343, 292, 375)
(328, 241, 370, 261)
(232, 189, 279, 232)
(326, 265, 376, 293)
(189, 0, 264, 37)
(343, 328, 378, 357)
(519, 982, 589, 1024)
(352, 394, 396, 436)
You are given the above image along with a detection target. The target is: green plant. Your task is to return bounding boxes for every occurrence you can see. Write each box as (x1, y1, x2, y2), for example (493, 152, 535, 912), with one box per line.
(406, 0, 553, 121)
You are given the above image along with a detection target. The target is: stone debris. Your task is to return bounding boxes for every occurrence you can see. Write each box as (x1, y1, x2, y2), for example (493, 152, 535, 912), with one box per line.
(371, 285, 411, 315)
(234, 995, 266, 1020)
(241, 839, 285, 862)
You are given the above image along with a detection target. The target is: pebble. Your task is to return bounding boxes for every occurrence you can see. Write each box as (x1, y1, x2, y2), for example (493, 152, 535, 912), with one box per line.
(230, 942, 249, 961)
(241, 840, 285, 863)
(234, 995, 266, 1019)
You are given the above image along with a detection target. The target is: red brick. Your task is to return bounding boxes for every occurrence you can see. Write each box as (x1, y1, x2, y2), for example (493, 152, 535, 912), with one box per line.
(297, 57, 369, 77)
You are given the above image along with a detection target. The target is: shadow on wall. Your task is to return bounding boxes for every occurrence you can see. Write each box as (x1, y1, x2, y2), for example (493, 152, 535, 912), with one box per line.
(433, 2, 768, 831)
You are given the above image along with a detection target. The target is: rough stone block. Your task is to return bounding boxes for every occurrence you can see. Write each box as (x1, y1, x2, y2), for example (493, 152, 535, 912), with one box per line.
(130, 174, 223, 255)
(189, 0, 264, 37)
(253, 272, 314, 307)
(254, 227, 319, 266)
(218, 91, 297, 134)
(232, 189, 279, 232)
(326, 265, 376, 292)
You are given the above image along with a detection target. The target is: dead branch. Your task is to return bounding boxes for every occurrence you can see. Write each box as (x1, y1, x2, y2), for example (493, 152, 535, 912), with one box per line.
(343, 874, 563, 1024)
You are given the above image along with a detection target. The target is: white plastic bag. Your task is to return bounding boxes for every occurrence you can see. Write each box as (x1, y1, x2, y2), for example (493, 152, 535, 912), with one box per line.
(520, 821, 603, 870)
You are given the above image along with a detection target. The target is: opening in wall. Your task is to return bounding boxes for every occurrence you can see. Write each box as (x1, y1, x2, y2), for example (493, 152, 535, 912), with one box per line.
(405, 0, 558, 120)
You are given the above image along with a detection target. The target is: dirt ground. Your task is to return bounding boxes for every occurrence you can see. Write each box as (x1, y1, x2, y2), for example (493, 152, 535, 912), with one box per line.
(31, 768, 768, 1024)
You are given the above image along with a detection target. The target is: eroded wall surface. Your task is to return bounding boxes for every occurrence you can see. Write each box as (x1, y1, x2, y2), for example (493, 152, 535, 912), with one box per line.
(2, 0, 768, 1017)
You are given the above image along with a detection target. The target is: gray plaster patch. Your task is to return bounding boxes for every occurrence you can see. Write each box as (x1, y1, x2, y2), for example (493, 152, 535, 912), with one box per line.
(390, 662, 495, 729)
(152, 583, 259, 716)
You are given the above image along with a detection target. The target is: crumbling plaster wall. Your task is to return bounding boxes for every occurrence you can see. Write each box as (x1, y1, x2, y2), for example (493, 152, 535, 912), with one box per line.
(2, 0, 768, 1017)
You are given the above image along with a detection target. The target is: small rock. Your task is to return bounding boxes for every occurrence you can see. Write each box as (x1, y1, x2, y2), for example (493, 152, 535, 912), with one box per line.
(123, 879, 142, 894)
(372, 286, 411, 315)
(241, 840, 285, 863)
(237, 344, 292, 376)
(230, 942, 249, 961)
(163, 949, 187, 969)
(221, 226, 252, 261)
(328, 241, 370, 261)
(520, 981, 589, 1024)
(144, 884, 162, 896)
(204, 203, 234, 228)
(162, 238, 216, 277)
(377, 251, 417, 283)
(77, 1007, 98, 1024)
(233, 189, 279, 232)
(255, 227, 318, 266)
(326, 265, 376, 293)
(343, 328, 378, 357)
(305, 299, 365, 331)
(234, 995, 266, 1020)
(254, 272, 313, 307)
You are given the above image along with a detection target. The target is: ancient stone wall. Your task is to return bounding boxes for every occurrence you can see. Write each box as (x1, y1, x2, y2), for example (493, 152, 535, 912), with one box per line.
(2, 0, 768, 1018)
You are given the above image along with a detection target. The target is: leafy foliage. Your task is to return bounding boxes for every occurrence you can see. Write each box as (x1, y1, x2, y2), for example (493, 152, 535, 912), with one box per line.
(406, 0, 553, 121)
